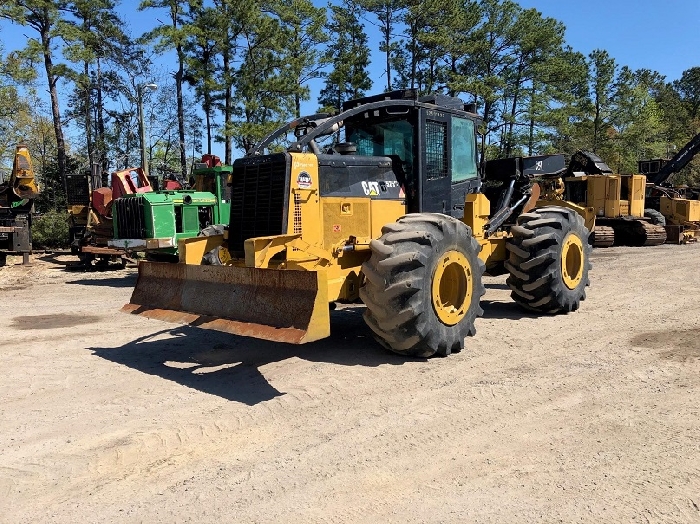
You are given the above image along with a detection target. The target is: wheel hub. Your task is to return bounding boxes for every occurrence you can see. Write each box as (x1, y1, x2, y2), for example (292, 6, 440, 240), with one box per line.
(561, 233, 584, 290)
(431, 250, 473, 326)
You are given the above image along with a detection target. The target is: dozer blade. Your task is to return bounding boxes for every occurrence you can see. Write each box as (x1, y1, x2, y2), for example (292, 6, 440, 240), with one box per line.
(122, 262, 331, 344)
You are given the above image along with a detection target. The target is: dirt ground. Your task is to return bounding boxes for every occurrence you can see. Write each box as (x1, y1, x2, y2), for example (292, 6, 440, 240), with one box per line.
(1, 245, 699, 523)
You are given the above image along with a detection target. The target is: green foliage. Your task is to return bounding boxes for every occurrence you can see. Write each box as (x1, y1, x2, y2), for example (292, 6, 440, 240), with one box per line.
(2, 0, 700, 186)
(270, 0, 329, 117)
(673, 67, 700, 120)
(32, 209, 69, 248)
(318, 4, 372, 112)
(35, 154, 84, 213)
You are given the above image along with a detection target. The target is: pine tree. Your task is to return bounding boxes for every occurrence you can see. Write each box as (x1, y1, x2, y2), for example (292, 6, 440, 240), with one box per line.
(139, 0, 190, 177)
(0, 1, 70, 179)
(318, 4, 372, 112)
(231, 8, 290, 152)
(268, 0, 329, 118)
(588, 49, 616, 153)
(355, 0, 403, 92)
(62, 0, 127, 178)
(183, 3, 220, 155)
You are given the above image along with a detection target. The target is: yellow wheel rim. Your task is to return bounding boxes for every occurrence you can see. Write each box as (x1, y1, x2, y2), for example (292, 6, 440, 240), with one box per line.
(219, 246, 232, 265)
(431, 250, 473, 326)
(561, 233, 584, 290)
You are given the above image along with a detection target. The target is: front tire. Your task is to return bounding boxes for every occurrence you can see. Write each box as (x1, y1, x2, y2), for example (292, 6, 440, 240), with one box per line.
(360, 213, 485, 358)
(505, 206, 591, 313)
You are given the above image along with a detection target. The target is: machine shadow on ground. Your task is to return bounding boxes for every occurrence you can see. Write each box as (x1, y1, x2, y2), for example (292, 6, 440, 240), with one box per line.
(65, 274, 138, 288)
(37, 252, 134, 273)
(90, 306, 410, 406)
(480, 300, 539, 320)
(36, 252, 75, 267)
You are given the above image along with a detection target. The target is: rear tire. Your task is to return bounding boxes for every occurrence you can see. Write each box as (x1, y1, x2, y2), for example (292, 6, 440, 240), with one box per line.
(360, 213, 485, 358)
(505, 206, 591, 313)
(644, 208, 666, 227)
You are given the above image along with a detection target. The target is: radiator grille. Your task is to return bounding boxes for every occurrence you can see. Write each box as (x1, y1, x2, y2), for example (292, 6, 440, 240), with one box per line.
(114, 196, 146, 239)
(229, 153, 289, 253)
(65, 174, 90, 205)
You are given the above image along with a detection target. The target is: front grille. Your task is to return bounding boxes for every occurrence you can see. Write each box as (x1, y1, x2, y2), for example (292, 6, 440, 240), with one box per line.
(229, 153, 290, 253)
(114, 196, 147, 239)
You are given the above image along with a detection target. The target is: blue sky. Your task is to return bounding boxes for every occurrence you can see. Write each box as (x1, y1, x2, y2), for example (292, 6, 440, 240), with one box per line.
(517, 0, 700, 82)
(1, 0, 699, 159)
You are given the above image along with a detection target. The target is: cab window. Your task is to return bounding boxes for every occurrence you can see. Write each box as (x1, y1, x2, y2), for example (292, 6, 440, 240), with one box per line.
(452, 117, 478, 183)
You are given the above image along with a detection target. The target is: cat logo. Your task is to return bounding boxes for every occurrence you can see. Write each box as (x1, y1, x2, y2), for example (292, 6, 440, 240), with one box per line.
(361, 181, 380, 196)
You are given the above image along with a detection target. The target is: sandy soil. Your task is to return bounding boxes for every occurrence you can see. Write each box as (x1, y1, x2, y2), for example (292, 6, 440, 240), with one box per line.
(1, 245, 699, 523)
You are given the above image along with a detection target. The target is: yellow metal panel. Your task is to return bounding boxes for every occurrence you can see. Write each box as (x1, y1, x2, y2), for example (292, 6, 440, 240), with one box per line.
(604, 177, 621, 217)
(463, 193, 490, 239)
(178, 235, 224, 264)
(688, 200, 700, 222)
(660, 196, 673, 216)
(587, 176, 608, 215)
(478, 234, 507, 265)
(321, 198, 371, 249)
(287, 153, 322, 250)
(629, 175, 646, 217)
(370, 199, 406, 239)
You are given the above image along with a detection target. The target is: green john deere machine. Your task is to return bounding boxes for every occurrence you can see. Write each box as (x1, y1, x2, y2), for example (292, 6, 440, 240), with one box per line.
(108, 158, 232, 259)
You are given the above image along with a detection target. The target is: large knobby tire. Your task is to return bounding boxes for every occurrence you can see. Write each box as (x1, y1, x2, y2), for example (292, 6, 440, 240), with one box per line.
(644, 208, 666, 227)
(359, 213, 486, 358)
(505, 206, 591, 314)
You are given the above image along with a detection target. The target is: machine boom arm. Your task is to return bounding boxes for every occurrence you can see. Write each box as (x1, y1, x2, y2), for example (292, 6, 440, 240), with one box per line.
(648, 131, 700, 186)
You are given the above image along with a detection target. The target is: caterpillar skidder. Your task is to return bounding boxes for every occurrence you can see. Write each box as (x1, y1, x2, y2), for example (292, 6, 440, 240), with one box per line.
(124, 90, 592, 357)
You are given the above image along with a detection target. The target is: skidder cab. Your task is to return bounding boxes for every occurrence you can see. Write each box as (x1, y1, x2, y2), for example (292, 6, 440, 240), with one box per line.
(125, 90, 592, 357)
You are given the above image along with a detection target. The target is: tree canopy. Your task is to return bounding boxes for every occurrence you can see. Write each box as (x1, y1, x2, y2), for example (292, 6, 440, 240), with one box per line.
(1, 0, 699, 207)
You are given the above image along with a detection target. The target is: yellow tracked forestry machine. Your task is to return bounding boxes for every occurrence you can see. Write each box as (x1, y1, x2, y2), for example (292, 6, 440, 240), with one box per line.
(124, 90, 592, 357)
(638, 131, 700, 243)
(532, 150, 667, 248)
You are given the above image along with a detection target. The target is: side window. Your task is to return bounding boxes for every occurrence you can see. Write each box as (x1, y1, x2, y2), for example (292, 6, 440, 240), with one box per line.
(349, 120, 414, 179)
(452, 117, 478, 183)
(425, 120, 448, 180)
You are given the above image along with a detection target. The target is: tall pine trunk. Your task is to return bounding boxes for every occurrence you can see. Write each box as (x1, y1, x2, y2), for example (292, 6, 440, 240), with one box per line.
(39, 16, 66, 181)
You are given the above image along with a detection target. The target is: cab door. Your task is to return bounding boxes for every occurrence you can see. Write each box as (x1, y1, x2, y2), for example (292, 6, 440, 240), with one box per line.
(419, 109, 452, 214)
